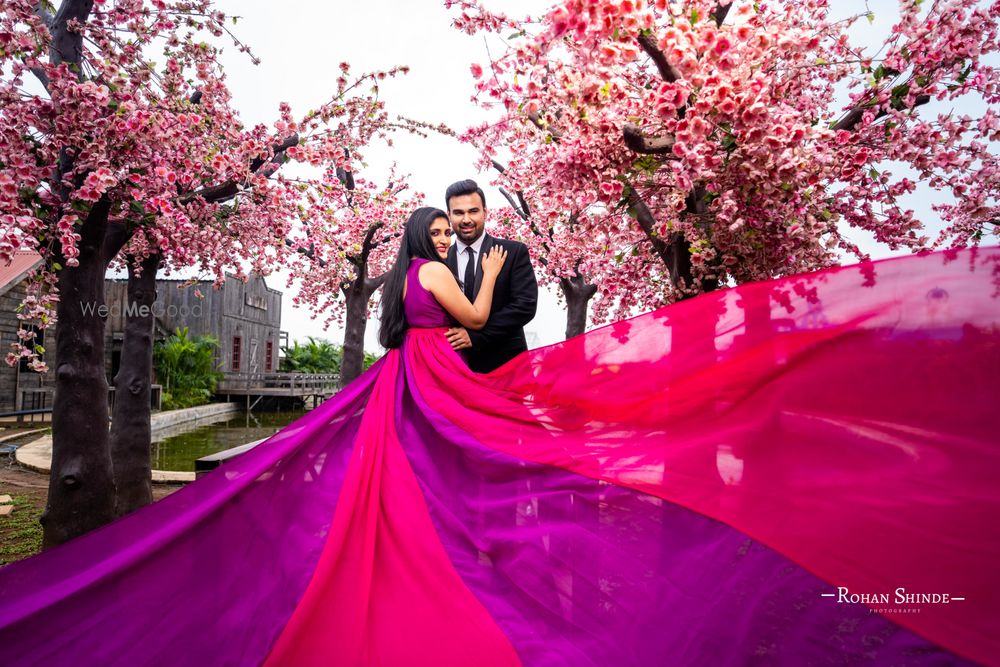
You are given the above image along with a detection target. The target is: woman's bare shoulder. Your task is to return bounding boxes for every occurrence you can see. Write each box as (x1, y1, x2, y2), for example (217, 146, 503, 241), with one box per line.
(418, 260, 453, 288)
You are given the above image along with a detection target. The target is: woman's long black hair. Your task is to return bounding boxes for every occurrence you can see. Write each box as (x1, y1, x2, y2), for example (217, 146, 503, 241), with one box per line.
(378, 207, 451, 349)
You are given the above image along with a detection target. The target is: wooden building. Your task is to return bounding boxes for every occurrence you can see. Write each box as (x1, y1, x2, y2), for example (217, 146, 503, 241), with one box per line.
(0, 251, 54, 414)
(0, 254, 284, 413)
(104, 273, 285, 381)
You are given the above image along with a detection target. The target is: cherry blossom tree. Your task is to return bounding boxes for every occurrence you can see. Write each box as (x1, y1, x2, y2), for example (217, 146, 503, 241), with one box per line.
(452, 0, 1000, 306)
(285, 166, 420, 386)
(0, 0, 412, 543)
(487, 158, 670, 336)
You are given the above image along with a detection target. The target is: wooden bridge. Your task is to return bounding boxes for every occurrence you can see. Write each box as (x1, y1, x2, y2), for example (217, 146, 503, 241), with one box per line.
(216, 372, 339, 411)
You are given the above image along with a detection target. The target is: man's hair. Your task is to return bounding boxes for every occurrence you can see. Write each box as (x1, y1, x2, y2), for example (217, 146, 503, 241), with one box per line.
(445, 179, 487, 211)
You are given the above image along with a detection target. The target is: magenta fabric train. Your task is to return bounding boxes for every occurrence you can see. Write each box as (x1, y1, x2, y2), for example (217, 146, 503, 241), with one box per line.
(1, 247, 998, 666)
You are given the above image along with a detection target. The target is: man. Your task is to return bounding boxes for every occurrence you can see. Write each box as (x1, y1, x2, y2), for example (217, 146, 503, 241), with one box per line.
(444, 179, 538, 373)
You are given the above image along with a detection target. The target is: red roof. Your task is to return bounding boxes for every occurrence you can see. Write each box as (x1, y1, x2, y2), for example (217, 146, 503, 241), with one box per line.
(0, 251, 44, 293)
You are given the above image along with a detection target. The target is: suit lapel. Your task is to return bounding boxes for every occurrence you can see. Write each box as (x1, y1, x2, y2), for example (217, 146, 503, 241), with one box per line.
(446, 244, 458, 277)
(474, 234, 493, 299)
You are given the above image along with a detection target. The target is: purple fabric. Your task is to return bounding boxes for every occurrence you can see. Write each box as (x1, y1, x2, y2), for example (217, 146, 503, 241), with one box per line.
(395, 358, 971, 666)
(0, 361, 381, 667)
(404, 258, 454, 328)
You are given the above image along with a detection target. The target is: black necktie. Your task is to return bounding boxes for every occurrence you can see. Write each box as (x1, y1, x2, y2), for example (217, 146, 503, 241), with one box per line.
(463, 247, 476, 302)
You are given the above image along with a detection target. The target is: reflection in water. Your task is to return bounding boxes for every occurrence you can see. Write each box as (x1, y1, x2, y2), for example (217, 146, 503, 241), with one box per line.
(151, 409, 307, 471)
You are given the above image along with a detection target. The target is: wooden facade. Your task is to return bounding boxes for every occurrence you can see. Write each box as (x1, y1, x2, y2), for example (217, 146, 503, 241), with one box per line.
(0, 252, 55, 414)
(105, 273, 284, 379)
(0, 262, 284, 413)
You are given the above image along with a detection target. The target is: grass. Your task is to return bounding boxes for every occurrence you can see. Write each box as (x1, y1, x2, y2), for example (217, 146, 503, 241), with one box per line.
(0, 495, 44, 565)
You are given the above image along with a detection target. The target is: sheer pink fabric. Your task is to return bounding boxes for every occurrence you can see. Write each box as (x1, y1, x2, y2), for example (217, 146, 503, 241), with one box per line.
(1, 248, 996, 666)
(264, 350, 520, 666)
(406, 248, 1000, 664)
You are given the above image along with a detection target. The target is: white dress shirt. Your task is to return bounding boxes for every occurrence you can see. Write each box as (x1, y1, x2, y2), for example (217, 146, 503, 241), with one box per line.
(455, 234, 486, 291)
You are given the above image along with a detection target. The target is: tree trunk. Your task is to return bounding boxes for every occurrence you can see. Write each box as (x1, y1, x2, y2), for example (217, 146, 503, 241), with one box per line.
(560, 272, 597, 339)
(340, 272, 385, 387)
(109, 253, 160, 517)
(43, 198, 115, 547)
(340, 279, 368, 388)
(674, 185, 719, 297)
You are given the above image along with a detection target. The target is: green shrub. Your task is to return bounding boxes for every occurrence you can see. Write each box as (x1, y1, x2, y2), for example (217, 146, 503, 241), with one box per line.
(154, 327, 223, 410)
(279, 338, 378, 375)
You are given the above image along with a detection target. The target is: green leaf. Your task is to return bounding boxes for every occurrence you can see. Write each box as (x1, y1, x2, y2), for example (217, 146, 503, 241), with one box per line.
(890, 82, 911, 107)
(869, 167, 879, 179)
(866, 12, 875, 24)
(632, 155, 659, 175)
(690, 7, 700, 24)
(957, 64, 972, 84)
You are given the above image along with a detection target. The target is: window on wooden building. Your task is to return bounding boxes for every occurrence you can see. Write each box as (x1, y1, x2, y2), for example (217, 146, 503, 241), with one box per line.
(265, 340, 274, 372)
(231, 336, 242, 373)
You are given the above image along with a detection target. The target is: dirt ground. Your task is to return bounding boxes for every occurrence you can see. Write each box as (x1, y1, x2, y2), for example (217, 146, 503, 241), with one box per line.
(0, 461, 184, 566)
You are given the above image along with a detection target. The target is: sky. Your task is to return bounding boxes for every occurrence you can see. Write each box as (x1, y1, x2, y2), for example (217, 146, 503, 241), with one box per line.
(200, 0, 984, 353)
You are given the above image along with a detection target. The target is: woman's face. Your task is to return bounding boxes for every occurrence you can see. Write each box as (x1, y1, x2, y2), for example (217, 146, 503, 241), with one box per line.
(429, 217, 453, 259)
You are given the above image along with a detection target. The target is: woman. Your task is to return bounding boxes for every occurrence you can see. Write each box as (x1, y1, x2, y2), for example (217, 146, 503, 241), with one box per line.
(1, 214, 998, 666)
(377, 206, 508, 351)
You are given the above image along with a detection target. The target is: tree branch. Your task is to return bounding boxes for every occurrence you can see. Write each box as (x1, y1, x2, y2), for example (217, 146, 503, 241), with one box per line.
(623, 123, 677, 155)
(369, 229, 401, 252)
(711, 1, 734, 27)
(336, 167, 356, 191)
(102, 220, 132, 265)
(832, 94, 931, 132)
(181, 133, 299, 205)
(527, 111, 564, 140)
(358, 221, 385, 267)
(626, 187, 675, 269)
(498, 187, 529, 220)
(364, 271, 388, 295)
(25, 4, 55, 89)
(50, 0, 94, 72)
(492, 160, 531, 217)
(288, 238, 327, 268)
(637, 31, 681, 83)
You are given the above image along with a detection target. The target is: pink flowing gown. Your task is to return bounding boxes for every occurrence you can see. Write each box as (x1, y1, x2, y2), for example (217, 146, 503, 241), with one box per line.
(2, 249, 999, 666)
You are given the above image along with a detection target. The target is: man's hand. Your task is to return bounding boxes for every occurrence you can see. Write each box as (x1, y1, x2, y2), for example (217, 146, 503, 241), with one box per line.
(445, 327, 472, 351)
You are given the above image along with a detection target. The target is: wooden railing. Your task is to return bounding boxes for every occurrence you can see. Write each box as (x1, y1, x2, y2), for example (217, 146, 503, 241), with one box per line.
(215, 372, 339, 392)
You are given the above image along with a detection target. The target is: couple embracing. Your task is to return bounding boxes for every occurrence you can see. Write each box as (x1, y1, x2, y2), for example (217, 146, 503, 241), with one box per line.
(379, 179, 538, 373)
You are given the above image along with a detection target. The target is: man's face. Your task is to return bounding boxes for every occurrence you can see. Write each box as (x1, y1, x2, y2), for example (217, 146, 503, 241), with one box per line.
(448, 192, 486, 245)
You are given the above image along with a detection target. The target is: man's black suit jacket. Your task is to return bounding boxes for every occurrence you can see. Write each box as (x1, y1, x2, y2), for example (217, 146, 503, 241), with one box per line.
(447, 234, 538, 373)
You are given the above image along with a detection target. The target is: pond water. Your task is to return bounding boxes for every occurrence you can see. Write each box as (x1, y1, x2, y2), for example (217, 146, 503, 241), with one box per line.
(151, 410, 307, 472)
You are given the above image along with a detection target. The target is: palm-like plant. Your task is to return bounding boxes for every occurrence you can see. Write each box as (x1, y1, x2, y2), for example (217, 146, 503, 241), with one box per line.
(279, 337, 342, 374)
(153, 327, 223, 409)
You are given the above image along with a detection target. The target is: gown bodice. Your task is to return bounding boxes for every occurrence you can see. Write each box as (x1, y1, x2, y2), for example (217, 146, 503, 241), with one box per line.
(404, 258, 453, 329)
